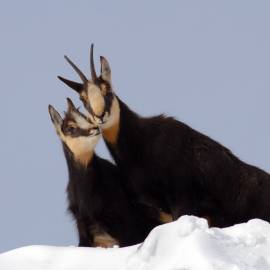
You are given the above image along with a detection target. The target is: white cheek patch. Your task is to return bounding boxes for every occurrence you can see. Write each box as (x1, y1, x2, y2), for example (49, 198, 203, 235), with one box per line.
(57, 128, 100, 166)
(64, 135, 100, 155)
(87, 83, 105, 117)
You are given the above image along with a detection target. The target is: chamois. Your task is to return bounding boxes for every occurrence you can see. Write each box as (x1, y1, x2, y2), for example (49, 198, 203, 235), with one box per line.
(58, 45, 270, 228)
(48, 98, 159, 247)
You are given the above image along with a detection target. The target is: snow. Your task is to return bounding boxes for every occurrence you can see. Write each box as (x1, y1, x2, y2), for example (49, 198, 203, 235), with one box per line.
(1, 216, 270, 270)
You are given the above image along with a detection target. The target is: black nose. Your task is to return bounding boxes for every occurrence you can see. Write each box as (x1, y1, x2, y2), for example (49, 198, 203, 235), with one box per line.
(100, 112, 106, 119)
(96, 112, 106, 124)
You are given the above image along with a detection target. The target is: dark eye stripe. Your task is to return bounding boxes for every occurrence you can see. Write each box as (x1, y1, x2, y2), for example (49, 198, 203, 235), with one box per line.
(104, 92, 113, 114)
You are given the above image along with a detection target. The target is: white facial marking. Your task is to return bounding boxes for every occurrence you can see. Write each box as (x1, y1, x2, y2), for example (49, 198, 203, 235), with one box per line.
(56, 114, 100, 166)
(63, 135, 100, 155)
(64, 134, 100, 167)
(87, 83, 105, 117)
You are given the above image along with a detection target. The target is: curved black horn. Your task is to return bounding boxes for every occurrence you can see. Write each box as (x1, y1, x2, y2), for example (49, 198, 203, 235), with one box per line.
(57, 76, 83, 94)
(64, 55, 88, 84)
(90, 44, 97, 81)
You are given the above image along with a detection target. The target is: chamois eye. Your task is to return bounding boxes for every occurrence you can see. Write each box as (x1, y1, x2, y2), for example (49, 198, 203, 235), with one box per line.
(67, 126, 76, 133)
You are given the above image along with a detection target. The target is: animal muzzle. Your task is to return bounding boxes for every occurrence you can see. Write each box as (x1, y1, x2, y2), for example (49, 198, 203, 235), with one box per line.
(94, 111, 109, 125)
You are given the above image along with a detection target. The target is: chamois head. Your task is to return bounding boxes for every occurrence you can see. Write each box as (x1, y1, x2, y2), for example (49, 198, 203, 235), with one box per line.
(58, 44, 114, 125)
(48, 98, 101, 166)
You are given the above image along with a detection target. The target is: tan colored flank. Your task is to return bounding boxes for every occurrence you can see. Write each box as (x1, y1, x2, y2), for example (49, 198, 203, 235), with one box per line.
(93, 233, 119, 248)
(101, 97, 120, 145)
(159, 211, 173, 224)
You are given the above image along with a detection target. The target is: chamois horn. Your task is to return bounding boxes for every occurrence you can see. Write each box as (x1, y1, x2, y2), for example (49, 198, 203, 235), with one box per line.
(90, 44, 97, 81)
(64, 55, 88, 84)
(57, 76, 83, 94)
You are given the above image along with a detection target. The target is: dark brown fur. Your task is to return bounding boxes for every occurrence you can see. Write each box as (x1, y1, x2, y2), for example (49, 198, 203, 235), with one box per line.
(63, 144, 159, 247)
(49, 103, 160, 247)
(103, 98, 270, 228)
(58, 48, 270, 228)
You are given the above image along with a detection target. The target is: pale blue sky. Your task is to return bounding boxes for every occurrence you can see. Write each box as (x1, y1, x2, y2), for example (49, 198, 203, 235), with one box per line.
(0, 0, 270, 252)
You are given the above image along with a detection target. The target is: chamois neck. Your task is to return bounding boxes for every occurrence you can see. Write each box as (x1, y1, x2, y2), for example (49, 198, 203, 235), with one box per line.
(62, 142, 94, 170)
(102, 97, 142, 142)
(101, 96, 121, 145)
(102, 97, 145, 164)
(117, 98, 142, 132)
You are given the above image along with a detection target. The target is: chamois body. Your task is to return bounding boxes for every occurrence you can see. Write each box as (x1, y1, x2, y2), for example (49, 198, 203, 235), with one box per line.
(63, 144, 156, 247)
(49, 101, 159, 247)
(104, 99, 270, 227)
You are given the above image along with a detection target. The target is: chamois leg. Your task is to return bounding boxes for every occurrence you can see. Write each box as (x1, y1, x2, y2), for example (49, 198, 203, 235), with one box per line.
(76, 218, 92, 247)
(170, 195, 200, 221)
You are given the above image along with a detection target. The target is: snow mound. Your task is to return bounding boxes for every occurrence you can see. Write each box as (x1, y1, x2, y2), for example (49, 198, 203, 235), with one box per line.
(1, 216, 270, 270)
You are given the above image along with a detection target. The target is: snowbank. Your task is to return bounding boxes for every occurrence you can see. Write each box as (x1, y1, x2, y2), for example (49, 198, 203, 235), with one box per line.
(1, 216, 270, 270)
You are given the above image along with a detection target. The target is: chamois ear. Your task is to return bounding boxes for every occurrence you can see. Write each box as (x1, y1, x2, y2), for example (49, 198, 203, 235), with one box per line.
(66, 98, 77, 112)
(100, 56, 111, 83)
(48, 105, 63, 133)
